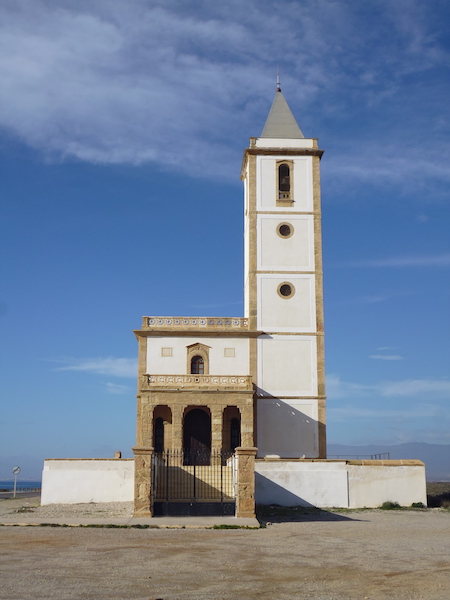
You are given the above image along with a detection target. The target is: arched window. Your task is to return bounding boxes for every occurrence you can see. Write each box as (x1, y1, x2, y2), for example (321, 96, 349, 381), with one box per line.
(191, 355, 204, 375)
(278, 163, 290, 198)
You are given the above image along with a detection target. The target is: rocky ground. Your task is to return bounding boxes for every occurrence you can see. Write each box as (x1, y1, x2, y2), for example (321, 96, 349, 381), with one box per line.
(0, 496, 449, 599)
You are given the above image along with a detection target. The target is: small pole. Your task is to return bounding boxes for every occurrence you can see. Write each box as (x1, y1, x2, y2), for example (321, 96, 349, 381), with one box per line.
(12, 466, 21, 498)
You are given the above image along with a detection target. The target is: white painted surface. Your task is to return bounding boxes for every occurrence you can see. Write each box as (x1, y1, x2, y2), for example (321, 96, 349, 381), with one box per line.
(254, 138, 315, 148)
(257, 398, 318, 458)
(257, 215, 314, 271)
(256, 460, 348, 507)
(255, 460, 427, 508)
(146, 337, 250, 375)
(41, 459, 134, 505)
(347, 464, 427, 508)
(257, 335, 318, 396)
(257, 274, 316, 332)
(257, 156, 313, 212)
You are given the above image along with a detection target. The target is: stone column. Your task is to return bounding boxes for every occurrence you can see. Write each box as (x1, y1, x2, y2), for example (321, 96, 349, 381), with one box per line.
(235, 446, 257, 518)
(240, 403, 254, 447)
(172, 405, 184, 451)
(132, 446, 153, 517)
(211, 405, 224, 452)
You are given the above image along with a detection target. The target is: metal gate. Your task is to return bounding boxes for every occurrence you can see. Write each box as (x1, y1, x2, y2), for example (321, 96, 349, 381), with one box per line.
(152, 450, 236, 516)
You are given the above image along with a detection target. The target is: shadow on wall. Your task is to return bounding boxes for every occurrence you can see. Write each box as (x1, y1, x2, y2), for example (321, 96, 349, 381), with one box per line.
(256, 392, 319, 457)
(256, 474, 363, 523)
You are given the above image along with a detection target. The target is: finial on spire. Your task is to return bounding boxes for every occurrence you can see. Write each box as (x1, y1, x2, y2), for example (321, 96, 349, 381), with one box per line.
(276, 67, 281, 92)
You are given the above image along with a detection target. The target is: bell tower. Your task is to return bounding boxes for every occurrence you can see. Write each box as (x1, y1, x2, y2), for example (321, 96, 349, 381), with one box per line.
(241, 86, 326, 458)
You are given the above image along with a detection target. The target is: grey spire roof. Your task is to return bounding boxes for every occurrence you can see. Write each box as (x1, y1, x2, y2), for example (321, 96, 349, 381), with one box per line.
(260, 90, 304, 138)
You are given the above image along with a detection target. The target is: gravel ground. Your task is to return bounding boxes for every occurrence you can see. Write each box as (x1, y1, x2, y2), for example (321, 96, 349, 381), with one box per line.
(0, 496, 133, 520)
(0, 497, 449, 600)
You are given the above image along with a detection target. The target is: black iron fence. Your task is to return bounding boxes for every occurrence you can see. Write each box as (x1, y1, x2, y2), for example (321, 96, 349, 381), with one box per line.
(152, 449, 236, 516)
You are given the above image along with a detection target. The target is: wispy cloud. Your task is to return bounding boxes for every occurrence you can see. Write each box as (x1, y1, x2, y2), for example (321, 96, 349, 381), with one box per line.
(369, 354, 403, 361)
(380, 379, 450, 397)
(327, 374, 450, 399)
(106, 382, 133, 395)
(0, 0, 448, 187)
(329, 402, 440, 421)
(342, 254, 450, 268)
(56, 357, 137, 378)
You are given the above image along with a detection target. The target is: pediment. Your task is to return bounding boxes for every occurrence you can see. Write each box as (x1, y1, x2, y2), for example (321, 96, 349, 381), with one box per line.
(186, 343, 211, 350)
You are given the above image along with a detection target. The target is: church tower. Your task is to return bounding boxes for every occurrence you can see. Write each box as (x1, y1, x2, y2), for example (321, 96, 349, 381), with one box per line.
(242, 86, 326, 458)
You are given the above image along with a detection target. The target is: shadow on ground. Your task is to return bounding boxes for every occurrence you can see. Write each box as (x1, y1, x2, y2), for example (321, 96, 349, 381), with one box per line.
(256, 504, 366, 524)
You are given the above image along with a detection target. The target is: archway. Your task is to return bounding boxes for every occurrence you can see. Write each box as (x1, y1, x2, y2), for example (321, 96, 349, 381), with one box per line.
(222, 406, 241, 452)
(183, 408, 211, 464)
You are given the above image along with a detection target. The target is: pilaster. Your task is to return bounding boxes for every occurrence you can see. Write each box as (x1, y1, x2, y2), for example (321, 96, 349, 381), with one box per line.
(132, 446, 153, 517)
(235, 446, 257, 518)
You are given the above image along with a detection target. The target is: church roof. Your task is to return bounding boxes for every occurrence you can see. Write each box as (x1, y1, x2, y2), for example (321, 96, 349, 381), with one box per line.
(260, 89, 304, 139)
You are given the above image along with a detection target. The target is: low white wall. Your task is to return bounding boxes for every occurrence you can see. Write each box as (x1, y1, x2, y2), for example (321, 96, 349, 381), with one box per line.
(255, 459, 427, 508)
(41, 459, 134, 505)
(256, 460, 349, 507)
(347, 463, 427, 508)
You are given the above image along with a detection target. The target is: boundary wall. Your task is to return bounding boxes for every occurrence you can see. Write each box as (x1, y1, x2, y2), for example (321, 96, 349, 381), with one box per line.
(255, 459, 427, 508)
(41, 459, 134, 505)
(41, 458, 426, 508)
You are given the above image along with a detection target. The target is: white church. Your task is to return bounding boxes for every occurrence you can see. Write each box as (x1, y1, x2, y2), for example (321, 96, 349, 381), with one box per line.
(42, 87, 426, 516)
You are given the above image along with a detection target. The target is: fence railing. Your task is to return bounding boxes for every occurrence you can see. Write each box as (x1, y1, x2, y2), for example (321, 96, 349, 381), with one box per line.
(328, 453, 391, 460)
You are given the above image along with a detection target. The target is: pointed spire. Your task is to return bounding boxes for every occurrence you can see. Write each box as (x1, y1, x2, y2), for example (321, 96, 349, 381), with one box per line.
(260, 82, 304, 139)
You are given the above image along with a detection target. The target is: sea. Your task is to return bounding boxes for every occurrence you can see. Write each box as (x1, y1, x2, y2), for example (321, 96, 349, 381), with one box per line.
(0, 480, 41, 491)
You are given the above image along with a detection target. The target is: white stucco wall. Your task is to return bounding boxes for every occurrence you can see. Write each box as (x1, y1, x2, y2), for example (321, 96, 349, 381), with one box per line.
(257, 274, 316, 332)
(257, 215, 314, 272)
(254, 138, 315, 149)
(256, 460, 348, 507)
(347, 464, 427, 508)
(146, 336, 250, 375)
(257, 335, 317, 396)
(255, 460, 427, 508)
(257, 399, 318, 458)
(41, 459, 134, 505)
(257, 155, 313, 212)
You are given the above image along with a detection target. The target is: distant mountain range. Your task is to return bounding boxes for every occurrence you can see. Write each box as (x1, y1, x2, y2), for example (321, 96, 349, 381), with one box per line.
(327, 443, 450, 481)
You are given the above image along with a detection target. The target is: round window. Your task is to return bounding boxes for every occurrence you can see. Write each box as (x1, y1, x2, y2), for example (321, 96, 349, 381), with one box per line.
(277, 223, 294, 238)
(278, 282, 295, 298)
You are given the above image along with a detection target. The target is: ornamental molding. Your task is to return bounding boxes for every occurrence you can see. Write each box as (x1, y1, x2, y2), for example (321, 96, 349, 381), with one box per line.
(142, 317, 248, 330)
(142, 374, 253, 390)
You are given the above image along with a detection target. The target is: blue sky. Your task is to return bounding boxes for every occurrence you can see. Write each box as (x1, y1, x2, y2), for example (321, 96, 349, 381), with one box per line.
(1, 0, 449, 479)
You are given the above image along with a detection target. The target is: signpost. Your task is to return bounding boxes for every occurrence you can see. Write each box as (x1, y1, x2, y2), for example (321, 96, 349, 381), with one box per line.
(12, 466, 21, 498)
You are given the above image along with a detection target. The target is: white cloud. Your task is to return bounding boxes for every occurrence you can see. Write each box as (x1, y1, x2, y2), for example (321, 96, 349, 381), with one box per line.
(56, 357, 137, 378)
(343, 254, 450, 268)
(327, 374, 450, 400)
(106, 382, 132, 395)
(0, 0, 448, 187)
(329, 402, 440, 421)
(369, 354, 403, 360)
(379, 379, 450, 397)
(326, 374, 373, 399)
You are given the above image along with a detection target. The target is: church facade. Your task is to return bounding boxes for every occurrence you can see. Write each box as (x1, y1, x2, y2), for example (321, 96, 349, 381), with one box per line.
(132, 88, 327, 516)
(41, 88, 427, 512)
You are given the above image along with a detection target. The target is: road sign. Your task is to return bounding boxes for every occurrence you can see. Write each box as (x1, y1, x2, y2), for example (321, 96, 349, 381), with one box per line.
(12, 466, 21, 497)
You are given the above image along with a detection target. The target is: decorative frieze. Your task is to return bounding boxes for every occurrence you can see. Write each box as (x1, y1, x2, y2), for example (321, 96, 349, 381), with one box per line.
(143, 374, 253, 390)
(142, 316, 248, 329)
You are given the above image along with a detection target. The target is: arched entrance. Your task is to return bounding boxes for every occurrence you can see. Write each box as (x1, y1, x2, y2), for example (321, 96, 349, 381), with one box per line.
(183, 408, 211, 464)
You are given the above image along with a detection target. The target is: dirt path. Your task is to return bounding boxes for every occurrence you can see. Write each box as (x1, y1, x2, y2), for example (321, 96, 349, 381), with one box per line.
(1, 510, 449, 600)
